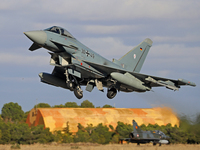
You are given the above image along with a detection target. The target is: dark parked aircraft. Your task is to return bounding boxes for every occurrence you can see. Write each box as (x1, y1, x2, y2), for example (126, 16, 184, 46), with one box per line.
(24, 26, 196, 99)
(120, 120, 170, 146)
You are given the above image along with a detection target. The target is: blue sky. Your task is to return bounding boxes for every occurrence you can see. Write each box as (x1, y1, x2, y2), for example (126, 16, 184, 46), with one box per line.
(0, 0, 199, 117)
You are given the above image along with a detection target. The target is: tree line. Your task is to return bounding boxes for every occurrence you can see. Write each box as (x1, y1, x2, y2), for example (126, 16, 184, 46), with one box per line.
(0, 101, 200, 144)
(34, 100, 114, 109)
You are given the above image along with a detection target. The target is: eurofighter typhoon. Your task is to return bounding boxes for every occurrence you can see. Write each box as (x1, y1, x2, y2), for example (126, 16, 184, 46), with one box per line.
(24, 26, 196, 99)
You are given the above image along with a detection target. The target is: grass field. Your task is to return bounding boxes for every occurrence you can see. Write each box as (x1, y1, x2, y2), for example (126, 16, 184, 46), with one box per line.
(1, 143, 200, 150)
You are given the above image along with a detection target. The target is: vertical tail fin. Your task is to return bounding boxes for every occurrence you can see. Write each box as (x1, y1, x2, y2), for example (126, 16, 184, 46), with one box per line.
(133, 120, 142, 132)
(118, 38, 153, 73)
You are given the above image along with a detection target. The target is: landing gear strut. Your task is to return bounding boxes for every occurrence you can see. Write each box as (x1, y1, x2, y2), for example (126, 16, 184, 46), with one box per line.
(67, 82, 74, 91)
(65, 70, 83, 99)
(107, 88, 117, 99)
(65, 70, 74, 91)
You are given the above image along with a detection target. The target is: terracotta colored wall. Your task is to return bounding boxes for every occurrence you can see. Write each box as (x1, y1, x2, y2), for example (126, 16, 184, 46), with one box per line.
(26, 107, 179, 132)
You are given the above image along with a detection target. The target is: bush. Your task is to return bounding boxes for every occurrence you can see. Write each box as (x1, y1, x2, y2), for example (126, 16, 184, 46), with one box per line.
(116, 121, 132, 138)
(10, 144, 20, 149)
(1, 102, 24, 122)
(80, 100, 95, 108)
(74, 130, 90, 143)
(62, 134, 74, 143)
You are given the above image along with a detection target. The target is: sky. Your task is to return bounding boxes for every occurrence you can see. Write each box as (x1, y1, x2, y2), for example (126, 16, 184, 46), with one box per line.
(0, 0, 199, 118)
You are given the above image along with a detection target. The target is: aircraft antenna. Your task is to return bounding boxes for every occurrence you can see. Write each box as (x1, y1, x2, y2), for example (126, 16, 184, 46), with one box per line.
(35, 98, 38, 115)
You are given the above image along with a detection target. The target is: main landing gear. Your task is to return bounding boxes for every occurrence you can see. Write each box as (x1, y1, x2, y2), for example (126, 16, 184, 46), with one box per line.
(74, 85, 83, 99)
(67, 81, 83, 99)
(107, 88, 117, 99)
(65, 71, 83, 99)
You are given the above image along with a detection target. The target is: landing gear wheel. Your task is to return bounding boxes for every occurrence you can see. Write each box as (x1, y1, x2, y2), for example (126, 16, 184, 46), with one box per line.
(74, 86, 83, 99)
(153, 143, 157, 146)
(107, 88, 117, 99)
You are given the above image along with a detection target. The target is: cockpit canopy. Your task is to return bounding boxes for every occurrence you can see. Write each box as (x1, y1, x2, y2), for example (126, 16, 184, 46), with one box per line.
(154, 130, 165, 136)
(45, 26, 75, 39)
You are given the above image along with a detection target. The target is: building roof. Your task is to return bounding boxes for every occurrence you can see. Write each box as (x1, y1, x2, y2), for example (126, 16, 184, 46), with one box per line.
(26, 107, 179, 132)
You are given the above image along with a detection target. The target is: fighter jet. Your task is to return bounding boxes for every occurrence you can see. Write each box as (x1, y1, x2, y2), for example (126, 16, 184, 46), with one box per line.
(24, 26, 196, 99)
(119, 120, 170, 146)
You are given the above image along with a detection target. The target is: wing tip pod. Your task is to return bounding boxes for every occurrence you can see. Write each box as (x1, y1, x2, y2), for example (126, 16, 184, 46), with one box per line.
(178, 79, 196, 87)
(144, 38, 153, 46)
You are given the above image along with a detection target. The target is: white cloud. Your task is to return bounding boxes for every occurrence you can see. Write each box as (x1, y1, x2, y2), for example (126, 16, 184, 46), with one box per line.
(2, 0, 200, 21)
(150, 44, 200, 60)
(44, 0, 200, 21)
(83, 25, 146, 35)
(0, 0, 199, 43)
(0, 53, 49, 66)
(0, 76, 38, 82)
(142, 44, 200, 77)
(152, 35, 200, 43)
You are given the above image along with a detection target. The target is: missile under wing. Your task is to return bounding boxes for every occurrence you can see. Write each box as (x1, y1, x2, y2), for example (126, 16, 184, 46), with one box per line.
(24, 26, 196, 99)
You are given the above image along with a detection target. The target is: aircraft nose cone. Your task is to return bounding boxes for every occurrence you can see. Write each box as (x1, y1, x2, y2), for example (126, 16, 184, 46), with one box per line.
(24, 31, 47, 45)
(38, 72, 43, 79)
